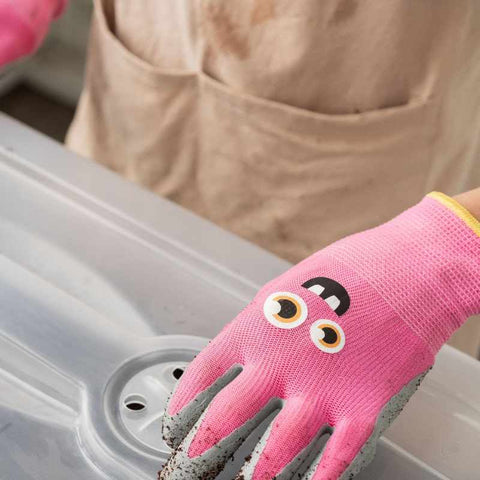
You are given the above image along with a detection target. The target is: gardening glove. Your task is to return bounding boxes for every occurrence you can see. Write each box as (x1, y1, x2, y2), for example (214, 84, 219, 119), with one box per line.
(160, 192, 480, 480)
(0, 0, 66, 68)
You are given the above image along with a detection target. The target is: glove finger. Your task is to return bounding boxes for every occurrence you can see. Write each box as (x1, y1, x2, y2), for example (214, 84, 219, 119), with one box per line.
(187, 365, 277, 457)
(159, 367, 280, 480)
(163, 334, 241, 449)
(304, 370, 429, 480)
(304, 417, 374, 480)
(237, 397, 330, 480)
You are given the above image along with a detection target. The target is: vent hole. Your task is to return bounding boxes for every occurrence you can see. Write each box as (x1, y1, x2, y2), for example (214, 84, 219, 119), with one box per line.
(124, 394, 147, 412)
(172, 368, 184, 380)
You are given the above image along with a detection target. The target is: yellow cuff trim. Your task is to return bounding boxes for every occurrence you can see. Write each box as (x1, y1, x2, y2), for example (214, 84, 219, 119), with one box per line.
(428, 191, 480, 238)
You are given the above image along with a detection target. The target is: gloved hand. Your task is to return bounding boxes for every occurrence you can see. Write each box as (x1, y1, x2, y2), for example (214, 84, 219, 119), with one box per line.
(160, 192, 480, 480)
(0, 0, 67, 68)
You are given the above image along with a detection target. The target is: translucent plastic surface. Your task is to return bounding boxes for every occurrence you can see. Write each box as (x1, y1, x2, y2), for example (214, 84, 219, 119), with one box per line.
(0, 113, 479, 479)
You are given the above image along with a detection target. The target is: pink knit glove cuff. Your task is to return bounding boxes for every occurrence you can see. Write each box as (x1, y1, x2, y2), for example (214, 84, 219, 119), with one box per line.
(324, 192, 480, 354)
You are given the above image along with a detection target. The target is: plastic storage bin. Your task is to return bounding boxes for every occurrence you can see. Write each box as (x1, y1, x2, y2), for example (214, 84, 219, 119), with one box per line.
(0, 113, 479, 479)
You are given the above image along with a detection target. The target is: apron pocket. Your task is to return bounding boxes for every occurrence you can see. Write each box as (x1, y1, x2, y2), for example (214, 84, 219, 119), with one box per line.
(66, 0, 199, 207)
(198, 73, 436, 261)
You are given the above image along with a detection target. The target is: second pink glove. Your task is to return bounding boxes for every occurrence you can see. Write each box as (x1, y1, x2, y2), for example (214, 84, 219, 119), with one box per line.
(0, 0, 66, 68)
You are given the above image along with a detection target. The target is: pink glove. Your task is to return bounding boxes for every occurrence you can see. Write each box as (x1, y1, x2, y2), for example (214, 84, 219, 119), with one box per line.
(160, 192, 480, 480)
(0, 0, 67, 68)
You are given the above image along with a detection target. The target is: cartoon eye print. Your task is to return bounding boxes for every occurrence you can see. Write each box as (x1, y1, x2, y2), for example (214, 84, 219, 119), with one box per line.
(310, 319, 346, 353)
(263, 292, 308, 329)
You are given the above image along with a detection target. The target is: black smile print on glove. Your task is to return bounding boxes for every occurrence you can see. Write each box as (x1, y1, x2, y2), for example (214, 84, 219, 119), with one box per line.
(302, 277, 350, 316)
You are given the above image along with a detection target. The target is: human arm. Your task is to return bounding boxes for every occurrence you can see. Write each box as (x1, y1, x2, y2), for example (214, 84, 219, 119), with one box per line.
(455, 187, 480, 221)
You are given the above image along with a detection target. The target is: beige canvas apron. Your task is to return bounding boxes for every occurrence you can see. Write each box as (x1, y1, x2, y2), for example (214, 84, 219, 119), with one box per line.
(66, 0, 480, 356)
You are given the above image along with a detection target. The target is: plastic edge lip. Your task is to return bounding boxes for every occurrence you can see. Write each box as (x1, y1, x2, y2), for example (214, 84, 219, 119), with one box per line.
(427, 191, 480, 238)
